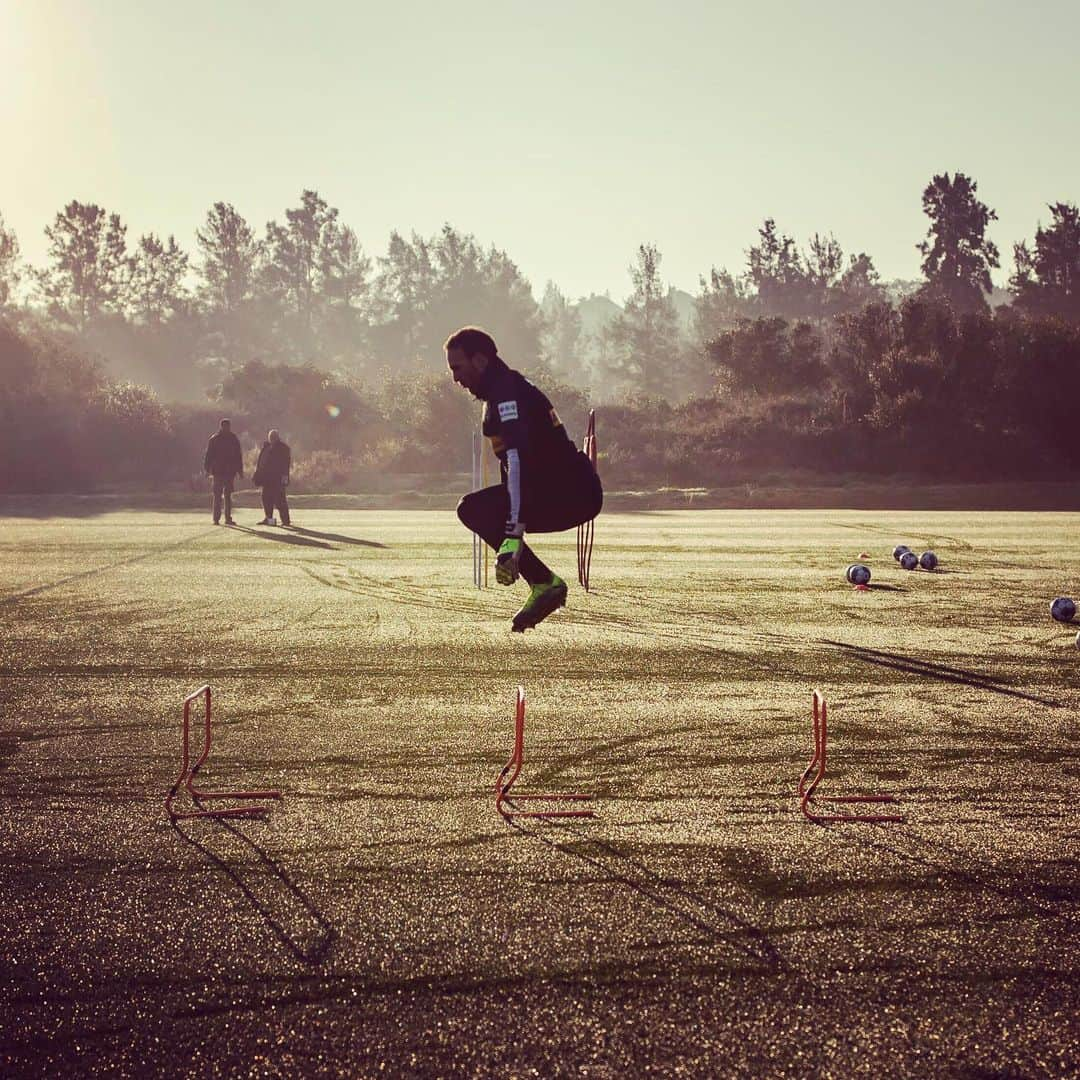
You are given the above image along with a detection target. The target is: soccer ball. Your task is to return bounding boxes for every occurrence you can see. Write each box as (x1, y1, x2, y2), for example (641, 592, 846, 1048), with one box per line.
(920, 551, 938, 571)
(1050, 597, 1076, 622)
(848, 564, 871, 586)
(900, 551, 919, 571)
(893, 545, 911, 561)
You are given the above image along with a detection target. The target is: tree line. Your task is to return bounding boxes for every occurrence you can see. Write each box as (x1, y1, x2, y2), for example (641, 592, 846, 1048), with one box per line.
(0, 171, 1077, 492)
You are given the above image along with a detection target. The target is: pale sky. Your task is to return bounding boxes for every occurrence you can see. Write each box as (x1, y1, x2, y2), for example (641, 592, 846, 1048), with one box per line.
(2, 0, 1077, 301)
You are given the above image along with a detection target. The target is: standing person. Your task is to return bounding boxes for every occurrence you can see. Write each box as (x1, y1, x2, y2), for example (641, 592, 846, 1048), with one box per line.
(203, 418, 243, 525)
(253, 429, 292, 526)
(447, 326, 602, 633)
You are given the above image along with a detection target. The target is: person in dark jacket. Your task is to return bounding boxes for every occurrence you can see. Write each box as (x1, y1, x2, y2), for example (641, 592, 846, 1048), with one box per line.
(203, 418, 243, 525)
(253, 429, 292, 526)
(447, 326, 602, 633)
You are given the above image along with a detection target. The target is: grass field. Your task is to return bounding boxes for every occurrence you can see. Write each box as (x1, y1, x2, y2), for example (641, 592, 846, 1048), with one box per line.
(1, 506, 1078, 1077)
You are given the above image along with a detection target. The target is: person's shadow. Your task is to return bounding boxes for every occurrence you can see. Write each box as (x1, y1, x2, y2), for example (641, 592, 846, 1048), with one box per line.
(284, 526, 386, 548)
(228, 524, 334, 550)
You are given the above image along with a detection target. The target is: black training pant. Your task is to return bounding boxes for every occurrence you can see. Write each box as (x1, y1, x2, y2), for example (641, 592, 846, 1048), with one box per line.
(210, 474, 235, 522)
(261, 484, 291, 524)
(457, 454, 602, 586)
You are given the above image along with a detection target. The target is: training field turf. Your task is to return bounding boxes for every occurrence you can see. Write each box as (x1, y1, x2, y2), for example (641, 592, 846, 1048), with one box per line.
(0, 507, 1078, 1077)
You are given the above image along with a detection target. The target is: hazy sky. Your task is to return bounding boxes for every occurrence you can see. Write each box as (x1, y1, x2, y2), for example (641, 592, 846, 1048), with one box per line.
(2, 0, 1077, 300)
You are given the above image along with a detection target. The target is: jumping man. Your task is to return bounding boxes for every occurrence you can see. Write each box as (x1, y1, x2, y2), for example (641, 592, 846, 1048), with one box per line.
(447, 327, 602, 633)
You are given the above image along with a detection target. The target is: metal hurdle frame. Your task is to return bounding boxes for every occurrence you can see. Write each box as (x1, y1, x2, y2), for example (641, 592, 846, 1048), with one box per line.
(799, 690, 903, 824)
(495, 686, 594, 820)
(165, 685, 282, 821)
(576, 409, 598, 591)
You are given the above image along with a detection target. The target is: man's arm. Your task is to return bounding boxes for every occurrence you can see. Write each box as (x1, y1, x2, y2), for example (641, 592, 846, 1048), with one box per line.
(494, 395, 530, 584)
(504, 448, 523, 537)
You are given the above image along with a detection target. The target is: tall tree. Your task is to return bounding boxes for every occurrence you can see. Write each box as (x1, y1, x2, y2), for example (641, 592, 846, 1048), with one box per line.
(602, 243, 682, 397)
(318, 223, 373, 372)
(708, 316, 825, 396)
(805, 234, 844, 294)
(0, 212, 21, 311)
(836, 252, 886, 311)
(747, 219, 809, 317)
(196, 202, 260, 315)
(539, 281, 585, 384)
(694, 267, 751, 346)
(321, 224, 371, 312)
(127, 234, 189, 325)
(1010, 202, 1080, 323)
(370, 230, 435, 365)
(195, 202, 267, 375)
(917, 172, 999, 312)
(438, 233, 543, 369)
(370, 225, 543, 371)
(38, 201, 129, 330)
(262, 189, 340, 341)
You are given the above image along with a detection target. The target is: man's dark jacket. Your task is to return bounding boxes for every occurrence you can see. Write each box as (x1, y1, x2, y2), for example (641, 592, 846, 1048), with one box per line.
(253, 441, 291, 486)
(204, 430, 243, 477)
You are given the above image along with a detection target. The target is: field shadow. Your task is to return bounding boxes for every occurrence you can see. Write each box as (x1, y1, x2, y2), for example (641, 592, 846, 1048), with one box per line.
(508, 821, 785, 974)
(0, 528, 216, 604)
(844, 827, 1076, 917)
(229, 524, 335, 550)
(172, 816, 336, 964)
(527, 725, 703, 784)
(284, 526, 386, 548)
(821, 640, 1060, 706)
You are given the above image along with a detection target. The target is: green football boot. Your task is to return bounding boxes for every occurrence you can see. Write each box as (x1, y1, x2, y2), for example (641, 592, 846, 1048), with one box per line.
(511, 575, 568, 633)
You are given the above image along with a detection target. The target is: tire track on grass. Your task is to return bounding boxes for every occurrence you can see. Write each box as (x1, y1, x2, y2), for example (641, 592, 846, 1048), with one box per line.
(306, 564, 799, 674)
(0, 527, 218, 604)
(303, 561, 1054, 705)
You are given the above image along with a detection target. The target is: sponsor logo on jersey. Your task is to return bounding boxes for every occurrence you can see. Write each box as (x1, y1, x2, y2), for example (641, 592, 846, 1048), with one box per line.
(497, 400, 519, 421)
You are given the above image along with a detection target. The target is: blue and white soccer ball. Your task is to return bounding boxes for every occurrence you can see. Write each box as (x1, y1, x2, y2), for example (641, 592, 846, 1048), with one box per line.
(848, 564, 871, 586)
(899, 551, 919, 571)
(1050, 597, 1076, 622)
(893, 544, 911, 561)
(920, 551, 938, 571)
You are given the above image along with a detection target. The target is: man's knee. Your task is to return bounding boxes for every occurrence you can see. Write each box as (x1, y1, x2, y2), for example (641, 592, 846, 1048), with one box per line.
(456, 491, 478, 530)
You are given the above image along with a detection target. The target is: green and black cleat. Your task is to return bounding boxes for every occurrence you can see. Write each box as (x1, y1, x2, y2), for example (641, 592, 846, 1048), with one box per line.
(511, 576, 568, 633)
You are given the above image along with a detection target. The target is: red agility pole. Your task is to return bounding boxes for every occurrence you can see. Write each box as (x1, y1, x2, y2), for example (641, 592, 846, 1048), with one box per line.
(799, 690, 902, 824)
(496, 686, 594, 820)
(577, 409, 598, 592)
(165, 685, 282, 821)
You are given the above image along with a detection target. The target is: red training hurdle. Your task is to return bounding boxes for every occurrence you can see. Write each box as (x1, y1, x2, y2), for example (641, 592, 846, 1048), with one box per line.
(496, 686, 594, 820)
(165, 685, 282, 821)
(799, 690, 903, 824)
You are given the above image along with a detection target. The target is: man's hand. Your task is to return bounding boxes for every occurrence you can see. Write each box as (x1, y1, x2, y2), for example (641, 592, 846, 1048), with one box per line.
(496, 538, 522, 586)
